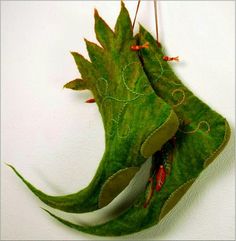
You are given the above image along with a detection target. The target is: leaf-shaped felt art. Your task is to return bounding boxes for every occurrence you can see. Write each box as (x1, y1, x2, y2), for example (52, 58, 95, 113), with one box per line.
(9, 2, 178, 214)
(41, 25, 230, 237)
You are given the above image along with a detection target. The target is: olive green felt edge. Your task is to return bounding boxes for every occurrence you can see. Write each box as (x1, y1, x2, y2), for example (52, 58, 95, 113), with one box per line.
(159, 178, 196, 221)
(98, 167, 140, 208)
(159, 120, 230, 221)
(64, 78, 88, 90)
(141, 110, 179, 158)
(203, 119, 231, 168)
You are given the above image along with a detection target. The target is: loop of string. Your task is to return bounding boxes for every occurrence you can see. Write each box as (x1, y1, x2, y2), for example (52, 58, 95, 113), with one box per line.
(132, 0, 160, 46)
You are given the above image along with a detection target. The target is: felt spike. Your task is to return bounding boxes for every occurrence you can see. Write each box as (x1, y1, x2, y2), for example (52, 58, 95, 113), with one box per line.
(6, 164, 101, 213)
(94, 9, 115, 49)
(84, 39, 109, 79)
(70, 52, 94, 80)
(139, 24, 163, 55)
(85, 39, 105, 63)
(70, 52, 97, 93)
(114, 1, 133, 47)
(70, 52, 93, 76)
(64, 79, 88, 91)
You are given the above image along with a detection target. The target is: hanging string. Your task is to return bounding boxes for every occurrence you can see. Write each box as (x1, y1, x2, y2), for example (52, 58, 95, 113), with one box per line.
(154, 0, 160, 46)
(133, 0, 161, 47)
(132, 0, 141, 30)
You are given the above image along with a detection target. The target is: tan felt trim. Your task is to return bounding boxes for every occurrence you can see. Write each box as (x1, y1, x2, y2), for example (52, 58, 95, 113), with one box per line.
(159, 178, 196, 221)
(141, 110, 179, 158)
(98, 167, 140, 208)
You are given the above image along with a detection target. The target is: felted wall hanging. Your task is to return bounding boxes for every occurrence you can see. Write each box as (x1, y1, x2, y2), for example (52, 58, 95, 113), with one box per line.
(7, 1, 231, 237)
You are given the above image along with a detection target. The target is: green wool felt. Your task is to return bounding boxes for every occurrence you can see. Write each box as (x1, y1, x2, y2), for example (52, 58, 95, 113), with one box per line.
(64, 78, 88, 90)
(41, 24, 230, 237)
(8, 2, 178, 214)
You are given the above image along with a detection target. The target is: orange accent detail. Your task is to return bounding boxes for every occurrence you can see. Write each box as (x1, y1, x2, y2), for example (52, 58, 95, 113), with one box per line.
(131, 42, 149, 51)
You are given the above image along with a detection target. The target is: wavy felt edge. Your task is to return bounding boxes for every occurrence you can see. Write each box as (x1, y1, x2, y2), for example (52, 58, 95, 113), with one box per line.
(159, 178, 196, 221)
(98, 167, 140, 208)
(141, 110, 179, 158)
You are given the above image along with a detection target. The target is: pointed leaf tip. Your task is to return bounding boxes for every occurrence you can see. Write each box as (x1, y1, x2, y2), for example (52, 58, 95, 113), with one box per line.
(5, 163, 16, 171)
(138, 24, 160, 47)
(70, 51, 91, 66)
(5, 162, 11, 167)
(94, 8, 99, 17)
(64, 79, 88, 91)
(115, 0, 132, 44)
(139, 24, 146, 33)
(70, 51, 78, 58)
(84, 38, 93, 48)
(85, 38, 104, 52)
(94, 8, 114, 49)
(84, 38, 93, 46)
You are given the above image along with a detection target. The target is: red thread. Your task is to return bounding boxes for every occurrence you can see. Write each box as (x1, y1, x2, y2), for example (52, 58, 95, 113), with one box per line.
(163, 56, 179, 62)
(85, 98, 95, 103)
(155, 165, 166, 191)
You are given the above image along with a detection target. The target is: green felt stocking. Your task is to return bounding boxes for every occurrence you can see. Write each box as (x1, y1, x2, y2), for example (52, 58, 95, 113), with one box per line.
(42, 25, 230, 236)
(8, 3, 178, 214)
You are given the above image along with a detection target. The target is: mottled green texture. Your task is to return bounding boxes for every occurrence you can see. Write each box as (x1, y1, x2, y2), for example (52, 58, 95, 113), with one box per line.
(43, 25, 230, 236)
(9, 3, 178, 214)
